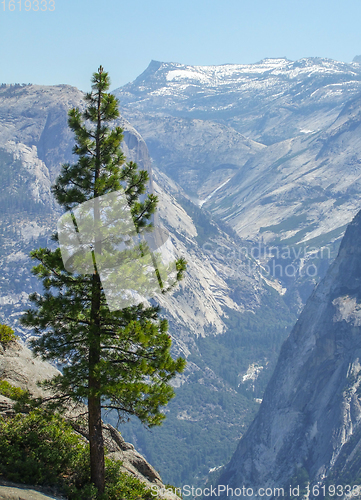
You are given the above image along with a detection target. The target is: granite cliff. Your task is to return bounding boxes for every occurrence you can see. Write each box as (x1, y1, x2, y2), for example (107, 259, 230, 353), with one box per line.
(114, 58, 361, 310)
(217, 209, 361, 497)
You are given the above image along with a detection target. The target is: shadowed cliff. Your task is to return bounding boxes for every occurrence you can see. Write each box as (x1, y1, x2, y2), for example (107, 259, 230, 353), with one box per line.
(217, 209, 361, 497)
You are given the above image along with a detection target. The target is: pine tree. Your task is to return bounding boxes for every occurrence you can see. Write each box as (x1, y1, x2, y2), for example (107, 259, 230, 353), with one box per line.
(21, 66, 186, 496)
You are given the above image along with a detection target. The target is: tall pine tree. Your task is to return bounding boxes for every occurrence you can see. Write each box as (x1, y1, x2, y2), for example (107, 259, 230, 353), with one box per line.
(21, 66, 186, 496)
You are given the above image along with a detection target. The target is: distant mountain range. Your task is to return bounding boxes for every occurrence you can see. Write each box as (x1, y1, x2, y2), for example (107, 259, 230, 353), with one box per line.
(114, 57, 361, 236)
(114, 57, 361, 307)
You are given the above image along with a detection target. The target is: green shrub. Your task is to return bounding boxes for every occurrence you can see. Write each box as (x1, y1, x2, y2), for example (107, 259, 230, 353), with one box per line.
(0, 380, 28, 400)
(0, 380, 41, 413)
(0, 409, 161, 499)
(0, 409, 90, 491)
(0, 324, 17, 347)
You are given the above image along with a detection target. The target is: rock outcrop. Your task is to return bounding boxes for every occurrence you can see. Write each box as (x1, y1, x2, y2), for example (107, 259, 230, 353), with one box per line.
(0, 340, 60, 398)
(0, 481, 64, 500)
(217, 209, 361, 497)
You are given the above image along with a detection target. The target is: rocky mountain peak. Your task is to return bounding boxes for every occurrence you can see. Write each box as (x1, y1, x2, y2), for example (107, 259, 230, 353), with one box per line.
(216, 209, 361, 496)
(115, 57, 361, 117)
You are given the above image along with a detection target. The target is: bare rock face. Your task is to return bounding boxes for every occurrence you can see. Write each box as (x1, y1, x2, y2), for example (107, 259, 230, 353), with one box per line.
(0, 341, 179, 500)
(103, 424, 163, 485)
(217, 209, 361, 496)
(0, 340, 60, 398)
(113, 58, 361, 310)
(0, 481, 64, 500)
(0, 395, 15, 417)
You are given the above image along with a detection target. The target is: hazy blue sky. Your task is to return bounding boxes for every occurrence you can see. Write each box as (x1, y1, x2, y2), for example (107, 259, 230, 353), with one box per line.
(1, 0, 361, 91)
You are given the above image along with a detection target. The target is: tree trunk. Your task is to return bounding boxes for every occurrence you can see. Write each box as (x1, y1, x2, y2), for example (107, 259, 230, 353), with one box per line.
(89, 272, 105, 496)
(88, 390, 105, 495)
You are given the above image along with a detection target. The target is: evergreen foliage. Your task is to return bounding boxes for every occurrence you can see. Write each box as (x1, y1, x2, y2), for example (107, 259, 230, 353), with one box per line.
(0, 410, 89, 491)
(0, 409, 161, 499)
(0, 324, 17, 347)
(20, 66, 186, 496)
(0, 379, 43, 413)
(0, 380, 28, 401)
